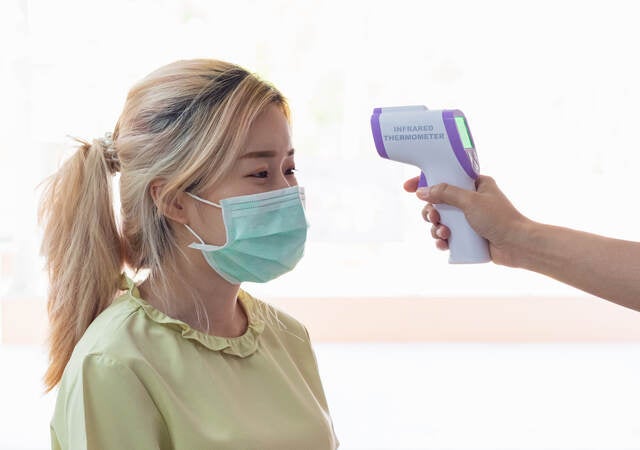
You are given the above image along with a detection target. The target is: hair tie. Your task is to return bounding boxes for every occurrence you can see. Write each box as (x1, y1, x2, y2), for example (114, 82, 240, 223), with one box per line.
(98, 132, 120, 175)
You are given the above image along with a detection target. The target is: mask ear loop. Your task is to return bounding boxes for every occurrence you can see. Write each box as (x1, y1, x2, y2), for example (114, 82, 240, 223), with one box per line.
(184, 224, 206, 244)
(184, 192, 223, 245)
(186, 192, 222, 208)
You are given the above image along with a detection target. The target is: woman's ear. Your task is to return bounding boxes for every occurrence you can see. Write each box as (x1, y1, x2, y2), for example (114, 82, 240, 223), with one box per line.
(149, 180, 189, 224)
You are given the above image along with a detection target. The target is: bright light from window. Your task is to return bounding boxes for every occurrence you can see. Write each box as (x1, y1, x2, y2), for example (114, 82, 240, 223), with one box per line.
(1, 0, 639, 301)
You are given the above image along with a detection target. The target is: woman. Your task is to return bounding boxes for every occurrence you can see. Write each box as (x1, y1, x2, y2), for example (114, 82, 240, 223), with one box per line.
(39, 59, 339, 449)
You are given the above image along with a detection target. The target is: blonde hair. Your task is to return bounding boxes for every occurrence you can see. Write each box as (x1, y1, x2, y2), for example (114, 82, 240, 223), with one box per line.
(38, 59, 289, 392)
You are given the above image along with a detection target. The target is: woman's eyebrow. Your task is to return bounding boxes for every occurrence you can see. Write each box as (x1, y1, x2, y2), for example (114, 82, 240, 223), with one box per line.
(240, 149, 295, 159)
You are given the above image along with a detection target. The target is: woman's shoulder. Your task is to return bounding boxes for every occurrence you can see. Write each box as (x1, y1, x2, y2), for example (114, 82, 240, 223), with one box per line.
(60, 293, 154, 380)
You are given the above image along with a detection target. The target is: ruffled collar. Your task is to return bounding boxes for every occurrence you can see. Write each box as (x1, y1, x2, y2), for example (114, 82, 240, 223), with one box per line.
(118, 274, 265, 358)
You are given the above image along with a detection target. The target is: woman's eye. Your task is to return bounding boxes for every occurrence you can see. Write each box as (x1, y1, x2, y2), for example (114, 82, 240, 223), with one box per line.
(249, 168, 296, 179)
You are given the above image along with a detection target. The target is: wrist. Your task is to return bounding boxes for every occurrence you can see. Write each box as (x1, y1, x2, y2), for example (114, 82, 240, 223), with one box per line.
(500, 217, 541, 269)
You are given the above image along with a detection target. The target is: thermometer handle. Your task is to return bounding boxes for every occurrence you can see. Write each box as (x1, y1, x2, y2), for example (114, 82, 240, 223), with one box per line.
(435, 205, 490, 263)
(427, 175, 490, 264)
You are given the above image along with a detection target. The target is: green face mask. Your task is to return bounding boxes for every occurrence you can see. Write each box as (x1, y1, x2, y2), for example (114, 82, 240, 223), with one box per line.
(185, 186, 309, 284)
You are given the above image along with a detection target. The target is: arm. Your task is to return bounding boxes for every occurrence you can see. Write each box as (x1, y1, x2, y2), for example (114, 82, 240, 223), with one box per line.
(517, 221, 640, 312)
(406, 175, 640, 312)
(52, 353, 170, 449)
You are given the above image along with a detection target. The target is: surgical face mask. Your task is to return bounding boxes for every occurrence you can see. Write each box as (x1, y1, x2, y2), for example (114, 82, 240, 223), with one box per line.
(185, 186, 309, 284)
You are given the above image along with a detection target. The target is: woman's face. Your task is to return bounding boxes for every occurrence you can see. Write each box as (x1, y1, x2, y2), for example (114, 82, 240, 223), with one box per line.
(186, 103, 298, 246)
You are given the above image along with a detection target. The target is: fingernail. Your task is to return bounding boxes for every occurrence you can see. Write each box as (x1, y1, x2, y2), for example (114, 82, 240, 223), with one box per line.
(436, 228, 446, 238)
(416, 187, 430, 199)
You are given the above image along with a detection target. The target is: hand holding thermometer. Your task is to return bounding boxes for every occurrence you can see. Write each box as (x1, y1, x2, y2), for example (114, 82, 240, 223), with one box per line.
(370, 105, 490, 264)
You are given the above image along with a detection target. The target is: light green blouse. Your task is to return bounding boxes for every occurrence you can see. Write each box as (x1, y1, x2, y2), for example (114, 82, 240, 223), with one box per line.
(50, 277, 339, 449)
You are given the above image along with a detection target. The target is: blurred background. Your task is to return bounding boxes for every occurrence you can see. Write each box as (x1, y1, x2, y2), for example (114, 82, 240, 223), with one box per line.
(2, 0, 640, 449)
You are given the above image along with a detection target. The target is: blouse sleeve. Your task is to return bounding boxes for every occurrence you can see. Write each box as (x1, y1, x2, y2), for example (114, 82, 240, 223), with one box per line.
(54, 353, 170, 450)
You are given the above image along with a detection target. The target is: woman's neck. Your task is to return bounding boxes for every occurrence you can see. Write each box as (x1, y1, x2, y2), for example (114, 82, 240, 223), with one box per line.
(137, 258, 248, 338)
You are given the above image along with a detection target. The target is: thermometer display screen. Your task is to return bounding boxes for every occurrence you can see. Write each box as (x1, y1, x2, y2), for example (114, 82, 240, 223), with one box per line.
(455, 116, 473, 149)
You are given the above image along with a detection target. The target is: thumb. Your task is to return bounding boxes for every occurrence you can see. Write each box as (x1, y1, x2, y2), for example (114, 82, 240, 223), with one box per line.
(403, 175, 421, 193)
(417, 183, 473, 209)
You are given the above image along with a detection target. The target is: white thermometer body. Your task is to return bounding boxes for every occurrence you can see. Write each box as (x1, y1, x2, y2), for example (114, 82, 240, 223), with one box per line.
(371, 105, 490, 264)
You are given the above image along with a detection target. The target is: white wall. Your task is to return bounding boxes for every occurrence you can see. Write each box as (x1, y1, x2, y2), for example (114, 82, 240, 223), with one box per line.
(1, 0, 639, 302)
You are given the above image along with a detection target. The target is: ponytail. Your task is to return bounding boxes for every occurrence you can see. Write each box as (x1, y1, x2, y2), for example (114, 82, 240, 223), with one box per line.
(38, 137, 123, 392)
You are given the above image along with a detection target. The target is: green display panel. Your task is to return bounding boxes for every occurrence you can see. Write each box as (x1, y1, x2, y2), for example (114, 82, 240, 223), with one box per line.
(455, 116, 473, 149)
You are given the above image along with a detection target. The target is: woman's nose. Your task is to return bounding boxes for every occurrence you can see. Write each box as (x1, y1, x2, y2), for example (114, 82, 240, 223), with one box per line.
(272, 171, 293, 189)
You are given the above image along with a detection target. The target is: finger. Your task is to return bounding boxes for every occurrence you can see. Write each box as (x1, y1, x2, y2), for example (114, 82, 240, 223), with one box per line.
(430, 225, 450, 240)
(426, 205, 440, 224)
(422, 205, 430, 223)
(435, 239, 449, 251)
(435, 225, 450, 240)
(422, 204, 439, 224)
(417, 183, 473, 209)
(431, 225, 439, 240)
(403, 176, 421, 193)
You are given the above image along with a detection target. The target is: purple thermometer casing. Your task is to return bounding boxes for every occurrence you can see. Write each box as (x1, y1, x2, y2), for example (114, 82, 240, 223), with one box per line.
(370, 105, 490, 264)
(371, 107, 479, 188)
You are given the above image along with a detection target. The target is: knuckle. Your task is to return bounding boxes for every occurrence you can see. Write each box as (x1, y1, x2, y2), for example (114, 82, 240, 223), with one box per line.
(433, 183, 448, 195)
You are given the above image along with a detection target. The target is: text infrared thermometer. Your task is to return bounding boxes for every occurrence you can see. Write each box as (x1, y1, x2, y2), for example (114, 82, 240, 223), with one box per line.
(371, 105, 490, 264)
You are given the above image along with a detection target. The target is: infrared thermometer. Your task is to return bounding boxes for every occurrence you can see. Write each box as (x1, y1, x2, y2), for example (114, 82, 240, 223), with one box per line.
(371, 105, 490, 264)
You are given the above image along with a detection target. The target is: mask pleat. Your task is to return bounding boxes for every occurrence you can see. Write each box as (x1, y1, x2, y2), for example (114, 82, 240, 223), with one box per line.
(190, 186, 308, 283)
